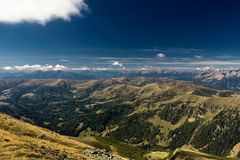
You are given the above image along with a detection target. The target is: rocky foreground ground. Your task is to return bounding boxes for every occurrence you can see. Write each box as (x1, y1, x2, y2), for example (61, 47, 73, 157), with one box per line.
(84, 149, 122, 160)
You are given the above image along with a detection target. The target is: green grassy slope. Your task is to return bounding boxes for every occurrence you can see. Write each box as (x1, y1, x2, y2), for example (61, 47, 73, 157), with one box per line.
(0, 113, 95, 160)
(0, 78, 240, 158)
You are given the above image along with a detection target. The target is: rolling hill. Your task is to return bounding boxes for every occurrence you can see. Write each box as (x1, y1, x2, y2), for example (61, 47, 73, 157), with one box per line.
(0, 113, 94, 160)
(0, 113, 125, 160)
(0, 78, 240, 159)
(0, 113, 232, 160)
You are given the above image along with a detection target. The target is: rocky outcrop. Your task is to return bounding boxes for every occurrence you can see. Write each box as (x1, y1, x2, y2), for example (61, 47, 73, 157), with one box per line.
(84, 149, 122, 160)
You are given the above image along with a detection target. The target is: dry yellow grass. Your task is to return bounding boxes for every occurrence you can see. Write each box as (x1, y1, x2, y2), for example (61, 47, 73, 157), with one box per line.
(0, 113, 94, 160)
(145, 151, 169, 160)
(231, 143, 240, 157)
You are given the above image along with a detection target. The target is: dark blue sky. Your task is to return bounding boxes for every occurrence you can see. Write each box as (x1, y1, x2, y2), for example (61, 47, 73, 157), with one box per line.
(1, 0, 240, 59)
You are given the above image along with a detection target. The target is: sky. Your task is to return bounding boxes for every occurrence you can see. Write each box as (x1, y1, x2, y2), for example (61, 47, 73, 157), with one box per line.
(1, 0, 240, 71)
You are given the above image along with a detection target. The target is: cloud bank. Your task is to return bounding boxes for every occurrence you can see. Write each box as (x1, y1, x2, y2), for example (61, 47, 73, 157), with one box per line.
(2, 64, 67, 71)
(0, 0, 88, 25)
(1, 65, 117, 72)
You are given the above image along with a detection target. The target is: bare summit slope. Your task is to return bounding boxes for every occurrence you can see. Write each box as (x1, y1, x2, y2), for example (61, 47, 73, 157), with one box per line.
(0, 113, 95, 160)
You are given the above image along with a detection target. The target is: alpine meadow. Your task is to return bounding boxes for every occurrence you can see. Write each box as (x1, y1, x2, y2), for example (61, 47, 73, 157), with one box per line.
(1, 0, 240, 160)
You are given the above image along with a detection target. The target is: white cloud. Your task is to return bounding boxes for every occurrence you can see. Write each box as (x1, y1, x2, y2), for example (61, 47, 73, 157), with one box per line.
(2, 64, 68, 71)
(0, 0, 88, 25)
(112, 61, 123, 67)
(14, 64, 51, 71)
(59, 59, 70, 62)
(53, 64, 67, 70)
(194, 55, 203, 59)
(196, 66, 211, 71)
(156, 53, 166, 58)
(2, 66, 14, 71)
(71, 67, 91, 71)
(93, 68, 113, 71)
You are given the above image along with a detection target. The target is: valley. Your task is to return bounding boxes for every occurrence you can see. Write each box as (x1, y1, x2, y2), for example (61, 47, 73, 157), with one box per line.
(0, 77, 240, 159)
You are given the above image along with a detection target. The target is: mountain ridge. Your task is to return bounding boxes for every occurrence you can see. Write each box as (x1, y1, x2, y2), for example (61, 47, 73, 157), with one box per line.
(0, 78, 240, 159)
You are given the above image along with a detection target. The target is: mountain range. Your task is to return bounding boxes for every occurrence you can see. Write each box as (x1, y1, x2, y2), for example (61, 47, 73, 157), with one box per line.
(0, 77, 240, 159)
(2, 69, 240, 92)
